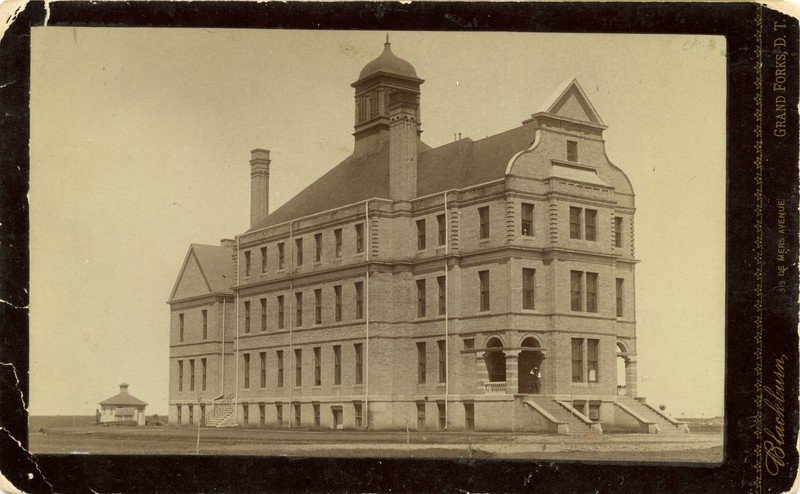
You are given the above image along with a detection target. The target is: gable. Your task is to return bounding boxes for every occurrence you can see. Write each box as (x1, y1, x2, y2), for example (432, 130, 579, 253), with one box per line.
(545, 79, 605, 126)
(171, 251, 212, 301)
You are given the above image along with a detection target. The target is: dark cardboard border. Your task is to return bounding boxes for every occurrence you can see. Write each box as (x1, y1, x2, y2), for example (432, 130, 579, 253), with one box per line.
(1, 2, 797, 492)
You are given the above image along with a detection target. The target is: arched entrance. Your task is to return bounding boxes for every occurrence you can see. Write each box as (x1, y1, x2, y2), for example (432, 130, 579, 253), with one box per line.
(518, 337, 545, 394)
(484, 337, 506, 383)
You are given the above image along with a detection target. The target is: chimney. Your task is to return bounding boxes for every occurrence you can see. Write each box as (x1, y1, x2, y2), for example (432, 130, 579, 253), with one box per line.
(119, 383, 129, 394)
(250, 149, 271, 227)
(388, 92, 418, 202)
(220, 238, 235, 250)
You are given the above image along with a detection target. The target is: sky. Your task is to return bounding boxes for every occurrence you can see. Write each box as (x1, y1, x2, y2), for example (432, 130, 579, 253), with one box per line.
(29, 29, 726, 418)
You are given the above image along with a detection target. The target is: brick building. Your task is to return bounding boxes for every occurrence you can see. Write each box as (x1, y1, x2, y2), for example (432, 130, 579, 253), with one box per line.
(167, 40, 687, 434)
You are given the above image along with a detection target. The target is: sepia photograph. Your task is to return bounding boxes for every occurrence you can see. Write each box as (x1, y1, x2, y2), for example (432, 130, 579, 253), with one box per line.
(27, 28, 726, 463)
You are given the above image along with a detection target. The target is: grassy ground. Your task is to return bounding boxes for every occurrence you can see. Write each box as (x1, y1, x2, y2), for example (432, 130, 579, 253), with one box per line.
(29, 423, 723, 462)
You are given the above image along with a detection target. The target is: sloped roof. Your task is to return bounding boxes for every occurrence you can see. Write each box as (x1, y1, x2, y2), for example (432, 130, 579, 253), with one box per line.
(250, 123, 537, 231)
(191, 244, 235, 293)
(169, 243, 234, 302)
(99, 392, 147, 407)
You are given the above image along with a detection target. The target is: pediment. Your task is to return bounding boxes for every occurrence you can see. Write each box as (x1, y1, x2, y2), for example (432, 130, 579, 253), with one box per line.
(545, 79, 605, 126)
(169, 249, 212, 302)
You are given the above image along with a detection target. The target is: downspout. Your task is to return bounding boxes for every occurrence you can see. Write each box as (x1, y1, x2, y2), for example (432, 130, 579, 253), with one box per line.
(220, 299, 226, 399)
(234, 236, 240, 425)
(364, 200, 370, 429)
(444, 192, 449, 430)
(288, 221, 294, 427)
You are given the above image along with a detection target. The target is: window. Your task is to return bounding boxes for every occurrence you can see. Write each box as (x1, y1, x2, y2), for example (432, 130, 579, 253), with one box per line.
(416, 279, 426, 317)
(259, 403, 266, 426)
(417, 402, 426, 430)
(294, 403, 301, 427)
(570, 271, 583, 311)
(437, 214, 446, 246)
(242, 404, 248, 425)
(586, 272, 598, 313)
(189, 359, 195, 391)
(463, 338, 474, 350)
(334, 285, 342, 322)
(188, 404, 194, 425)
(314, 233, 322, 262)
(259, 352, 267, 388)
(276, 403, 283, 427)
(479, 270, 490, 311)
(615, 216, 623, 247)
(295, 292, 303, 327)
(244, 301, 251, 333)
(278, 242, 285, 270)
(437, 402, 446, 430)
(201, 358, 207, 391)
(295, 349, 302, 387)
(313, 403, 320, 427)
(355, 223, 364, 253)
(589, 402, 601, 422)
(355, 281, 364, 319)
(333, 345, 342, 385)
(201, 309, 207, 340)
(277, 295, 285, 329)
(179, 313, 184, 342)
(314, 289, 322, 324)
(177, 405, 182, 425)
(260, 298, 267, 332)
(334, 228, 343, 258)
(332, 406, 343, 429)
(571, 338, 584, 382)
(417, 342, 426, 384)
(588, 339, 599, 382)
(616, 278, 624, 317)
(478, 206, 489, 239)
(354, 343, 363, 385)
(567, 140, 578, 161)
(522, 268, 535, 310)
(570, 207, 598, 241)
(464, 402, 475, 431)
(437, 276, 446, 315)
(244, 251, 252, 277)
(417, 219, 426, 250)
(178, 360, 184, 392)
(200, 404, 206, 427)
(570, 207, 582, 239)
(261, 246, 267, 273)
(438, 340, 446, 383)
(243, 353, 250, 388)
(354, 402, 363, 428)
(277, 350, 284, 387)
(314, 347, 321, 386)
(295, 238, 303, 266)
(585, 209, 597, 241)
(521, 203, 534, 236)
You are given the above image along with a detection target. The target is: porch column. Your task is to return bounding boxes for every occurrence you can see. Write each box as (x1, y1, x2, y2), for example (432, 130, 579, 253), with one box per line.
(476, 351, 488, 393)
(505, 350, 521, 395)
(626, 357, 638, 398)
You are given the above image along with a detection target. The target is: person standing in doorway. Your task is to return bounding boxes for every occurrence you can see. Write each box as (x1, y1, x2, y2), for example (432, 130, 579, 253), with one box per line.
(530, 367, 541, 394)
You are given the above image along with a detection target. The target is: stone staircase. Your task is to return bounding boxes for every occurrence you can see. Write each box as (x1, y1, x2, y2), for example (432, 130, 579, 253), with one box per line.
(615, 397, 690, 434)
(204, 394, 236, 428)
(522, 396, 601, 435)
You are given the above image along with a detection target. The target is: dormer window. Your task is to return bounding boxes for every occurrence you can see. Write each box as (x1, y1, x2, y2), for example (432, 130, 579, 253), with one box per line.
(567, 140, 578, 162)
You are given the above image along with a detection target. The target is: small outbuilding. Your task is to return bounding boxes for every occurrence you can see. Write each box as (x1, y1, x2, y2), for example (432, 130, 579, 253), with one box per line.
(99, 383, 148, 425)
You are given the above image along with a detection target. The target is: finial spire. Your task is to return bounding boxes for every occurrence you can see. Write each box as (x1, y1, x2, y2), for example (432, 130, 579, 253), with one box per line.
(385, 33, 390, 45)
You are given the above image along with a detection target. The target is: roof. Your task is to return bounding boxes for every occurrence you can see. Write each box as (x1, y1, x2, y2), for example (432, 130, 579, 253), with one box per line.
(250, 123, 537, 231)
(99, 392, 147, 407)
(169, 243, 235, 302)
(358, 40, 419, 81)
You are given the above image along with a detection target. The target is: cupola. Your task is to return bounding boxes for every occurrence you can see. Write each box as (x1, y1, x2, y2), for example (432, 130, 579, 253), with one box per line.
(352, 36, 424, 148)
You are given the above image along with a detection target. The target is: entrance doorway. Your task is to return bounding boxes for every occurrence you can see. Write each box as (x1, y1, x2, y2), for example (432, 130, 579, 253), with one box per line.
(484, 337, 506, 382)
(518, 337, 545, 394)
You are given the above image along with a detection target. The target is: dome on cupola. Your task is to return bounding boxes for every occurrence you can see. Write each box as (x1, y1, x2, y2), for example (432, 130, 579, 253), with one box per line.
(358, 36, 420, 81)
